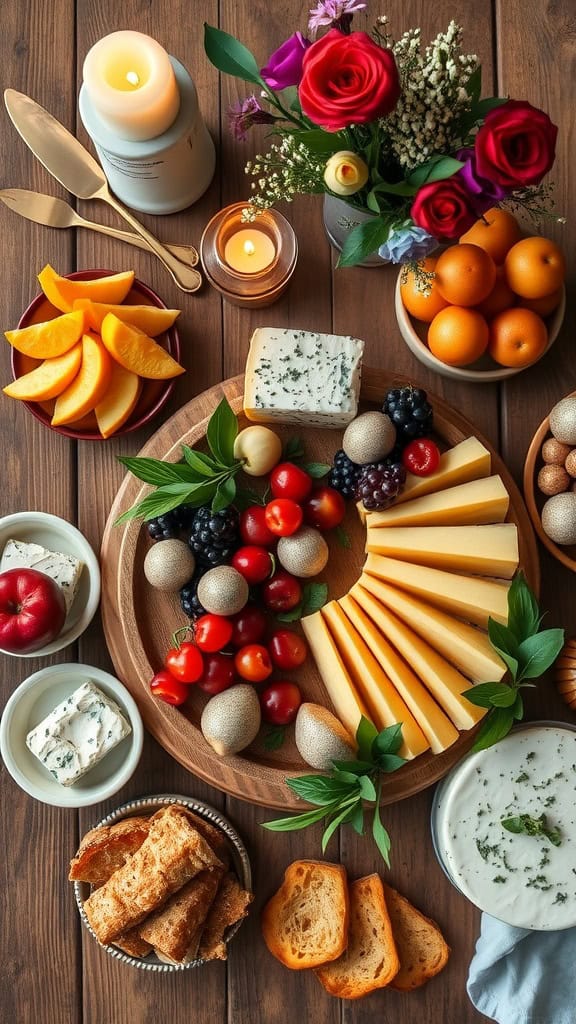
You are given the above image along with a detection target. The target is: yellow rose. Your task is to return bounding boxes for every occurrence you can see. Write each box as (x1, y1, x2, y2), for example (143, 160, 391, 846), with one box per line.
(324, 151, 369, 196)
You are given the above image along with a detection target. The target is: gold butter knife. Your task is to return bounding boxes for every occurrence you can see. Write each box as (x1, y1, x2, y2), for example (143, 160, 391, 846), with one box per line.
(0, 188, 199, 266)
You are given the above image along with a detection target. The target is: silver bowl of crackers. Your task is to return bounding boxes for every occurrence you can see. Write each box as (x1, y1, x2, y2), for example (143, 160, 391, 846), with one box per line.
(70, 794, 253, 971)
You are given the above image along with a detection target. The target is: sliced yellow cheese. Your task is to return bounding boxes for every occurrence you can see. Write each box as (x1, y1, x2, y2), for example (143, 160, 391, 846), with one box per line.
(366, 523, 519, 578)
(363, 554, 510, 628)
(365, 475, 509, 529)
(301, 610, 368, 737)
(321, 602, 429, 759)
(347, 587, 487, 731)
(339, 594, 459, 754)
(358, 575, 506, 683)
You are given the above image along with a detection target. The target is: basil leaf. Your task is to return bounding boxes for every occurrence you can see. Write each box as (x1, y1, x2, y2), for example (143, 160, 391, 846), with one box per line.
(336, 525, 351, 549)
(359, 775, 377, 801)
(262, 801, 339, 832)
(331, 759, 375, 775)
(206, 397, 238, 466)
(283, 436, 304, 461)
(408, 155, 464, 187)
(117, 456, 194, 486)
(372, 790, 391, 867)
(487, 618, 519, 678)
(337, 217, 395, 269)
(181, 446, 219, 477)
(501, 815, 524, 835)
(263, 726, 286, 752)
(356, 716, 378, 761)
(234, 487, 265, 511)
(286, 775, 356, 805)
(516, 629, 565, 680)
(472, 708, 515, 752)
(211, 475, 236, 513)
(489, 686, 518, 709)
(322, 798, 360, 853)
(343, 801, 364, 835)
(114, 488, 196, 526)
(301, 582, 328, 615)
(506, 572, 540, 642)
(303, 462, 331, 479)
(372, 723, 403, 757)
(374, 753, 406, 773)
(275, 606, 303, 624)
(331, 768, 362, 786)
(512, 692, 524, 721)
(465, 681, 513, 709)
(203, 23, 262, 84)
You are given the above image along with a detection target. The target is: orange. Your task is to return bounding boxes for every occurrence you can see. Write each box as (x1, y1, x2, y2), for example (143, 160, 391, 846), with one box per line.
(100, 313, 185, 380)
(38, 265, 135, 313)
(52, 334, 113, 426)
(95, 363, 142, 439)
(504, 237, 565, 299)
(475, 267, 516, 320)
(73, 298, 180, 336)
(434, 244, 497, 307)
(519, 287, 563, 317)
(399, 257, 448, 323)
(488, 307, 548, 368)
(428, 307, 489, 367)
(5, 309, 85, 359)
(460, 207, 522, 264)
(3, 343, 82, 401)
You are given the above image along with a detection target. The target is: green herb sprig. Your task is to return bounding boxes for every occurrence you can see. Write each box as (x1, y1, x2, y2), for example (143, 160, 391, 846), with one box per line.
(276, 582, 328, 623)
(262, 717, 406, 865)
(115, 398, 242, 524)
(465, 573, 564, 751)
(501, 813, 562, 847)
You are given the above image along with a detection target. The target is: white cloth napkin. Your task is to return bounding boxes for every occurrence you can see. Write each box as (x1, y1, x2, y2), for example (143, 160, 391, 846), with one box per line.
(467, 912, 576, 1024)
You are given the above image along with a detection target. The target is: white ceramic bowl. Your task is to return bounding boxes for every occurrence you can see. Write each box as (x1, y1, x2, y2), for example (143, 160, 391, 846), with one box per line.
(73, 794, 252, 971)
(395, 273, 566, 384)
(0, 662, 143, 807)
(0, 511, 101, 656)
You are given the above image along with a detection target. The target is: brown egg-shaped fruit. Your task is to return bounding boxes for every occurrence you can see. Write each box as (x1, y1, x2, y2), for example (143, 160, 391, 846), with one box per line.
(537, 464, 570, 497)
(565, 450, 576, 478)
(541, 437, 572, 465)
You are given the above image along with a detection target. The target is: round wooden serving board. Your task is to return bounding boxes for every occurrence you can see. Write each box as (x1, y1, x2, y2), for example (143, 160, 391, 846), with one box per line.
(101, 370, 540, 810)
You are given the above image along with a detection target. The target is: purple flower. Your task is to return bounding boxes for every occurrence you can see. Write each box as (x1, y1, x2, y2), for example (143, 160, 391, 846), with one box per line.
(457, 147, 510, 215)
(308, 0, 367, 38)
(260, 32, 311, 91)
(227, 95, 278, 142)
(378, 224, 438, 264)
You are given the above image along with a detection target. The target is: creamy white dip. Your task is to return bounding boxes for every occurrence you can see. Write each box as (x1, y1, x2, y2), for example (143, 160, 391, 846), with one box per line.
(433, 724, 576, 930)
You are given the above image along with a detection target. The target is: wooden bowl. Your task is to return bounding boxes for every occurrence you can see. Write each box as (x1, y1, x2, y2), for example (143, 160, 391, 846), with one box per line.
(101, 370, 540, 811)
(10, 270, 180, 440)
(523, 391, 576, 572)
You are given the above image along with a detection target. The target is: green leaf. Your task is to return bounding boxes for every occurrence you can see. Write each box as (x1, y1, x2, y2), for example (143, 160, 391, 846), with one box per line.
(358, 775, 377, 801)
(343, 801, 364, 835)
(501, 812, 562, 846)
(374, 753, 407, 774)
(181, 446, 219, 477)
(487, 618, 519, 678)
(234, 486, 265, 511)
(372, 788, 391, 867)
(336, 525, 351, 549)
(263, 726, 286, 751)
(366, 189, 381, 213)
(372, 180, 418, 197)
(275, 606, 303, 624)
(114, 487, 199, 526)
(501, 815, 524, 835)
(472, 708, 515, 752)
(283, 436, 304, 461)
(517, 629, 565, 680)
(206, 397, 238, 466)
(472, 96, 509, 118)
(372, 723, 403, 757)
(337, 217, 393, 269)
(322, 799, 360, 853)
(512, 692, 524, 721)
(506, 572, 540, 642)
(407, 156, 464, 187)
(286, 774, 357, 806)
(303, 462, 331, 479)
(465, 681, 514, 709)
(204, 23, 262, 85)
(211, 475, 236, 513)
(331, 768, 362, 786)
(294, 128, 347, 154)
(466, 65, 482, 104)
(117, 456, 194, 486)
(301, 582, 329, 615)
(356, 716, 378, 761)
(331, 759, 375, 775)
(262, 801, 339, 832)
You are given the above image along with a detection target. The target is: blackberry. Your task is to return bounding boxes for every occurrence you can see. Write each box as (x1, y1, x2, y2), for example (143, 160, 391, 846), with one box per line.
(356, 461, 406, 512)
(146, 509, 182, 541)
(328, 449, 362, 500)
(382, 386, 433, 446)
(188, 505, 240, 567)
(180, 573, 206, 620)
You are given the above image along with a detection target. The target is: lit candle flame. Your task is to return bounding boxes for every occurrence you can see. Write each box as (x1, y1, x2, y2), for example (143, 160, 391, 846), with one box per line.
(243, 240, 256, 256)
(126, 70, 140, 87)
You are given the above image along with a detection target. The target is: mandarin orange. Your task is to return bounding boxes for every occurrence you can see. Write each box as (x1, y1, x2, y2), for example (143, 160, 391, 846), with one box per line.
(488, 307, 548, 367)
(400, 257, 448, 322)
(520, 287, 563, 316)
(460, 207, 522, 264)
(475, 266, 516, 320)
(504, 237, 565, 299)
(428, 306, 489, 367)
(434, 244, 497, 307)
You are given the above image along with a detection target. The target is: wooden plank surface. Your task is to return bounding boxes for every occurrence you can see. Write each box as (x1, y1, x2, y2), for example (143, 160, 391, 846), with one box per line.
(0, 1, 573, 1022)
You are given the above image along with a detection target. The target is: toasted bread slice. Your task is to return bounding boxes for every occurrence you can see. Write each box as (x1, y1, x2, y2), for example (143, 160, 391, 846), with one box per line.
(68, 816, 151, 885)
(176, 808, 231, 869)
(316, 875, 399, 999)
(198, 872, 254, 961)
(261, 860, 348, 970)
(114, 929, 153, 958)
(140, 868, 223, 963)
(383, 884, 450, 990)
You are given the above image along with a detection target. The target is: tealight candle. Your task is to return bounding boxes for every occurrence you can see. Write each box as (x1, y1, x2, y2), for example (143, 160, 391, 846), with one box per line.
(224, 229, 277, 274)
(79, 31, 215, 214)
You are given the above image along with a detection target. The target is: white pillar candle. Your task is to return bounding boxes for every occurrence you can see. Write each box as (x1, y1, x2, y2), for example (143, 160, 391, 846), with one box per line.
(82, 31, 180, 141)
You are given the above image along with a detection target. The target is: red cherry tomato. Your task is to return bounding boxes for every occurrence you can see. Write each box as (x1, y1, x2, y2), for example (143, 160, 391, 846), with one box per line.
(260, 681, 302, 725)
(197, 652, 236, 695)
(269, 629, 308, 670)
(165, 641, 204, 683)
(231, 545, 274, 585)
(262, 570, 302, 612)
(230, 605, 268, 647)
(402, 439, 441, 477)
(234, 644, 273, 682)
(239, 505, 276, 548)
(194, 614, 233, 653)
(150, 670, 189, 706)
(270, 462, 313, 503)
(264, 498, 303, 537)
(304, 486, 346, 530)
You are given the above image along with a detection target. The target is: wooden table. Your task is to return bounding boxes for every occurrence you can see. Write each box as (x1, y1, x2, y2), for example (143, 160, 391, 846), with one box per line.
(0, 2, 573, 1022)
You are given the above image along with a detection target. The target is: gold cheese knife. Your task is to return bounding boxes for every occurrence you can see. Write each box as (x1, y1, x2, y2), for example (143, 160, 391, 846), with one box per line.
(0, 188, 199, 266)
(4, 89, 202, 293)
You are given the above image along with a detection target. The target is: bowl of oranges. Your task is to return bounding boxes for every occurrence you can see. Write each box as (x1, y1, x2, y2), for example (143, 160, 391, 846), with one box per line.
(395, 208, 566, 383)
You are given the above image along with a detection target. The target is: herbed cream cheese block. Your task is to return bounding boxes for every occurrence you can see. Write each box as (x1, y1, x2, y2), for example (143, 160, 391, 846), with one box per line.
(243, 327, 364, 427)
(26, 681, 131, 786)
(1, 538, 83, 614)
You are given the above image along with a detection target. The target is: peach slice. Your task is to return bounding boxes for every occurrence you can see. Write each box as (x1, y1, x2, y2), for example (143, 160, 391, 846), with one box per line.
(3, 343, 82, 401)
(73, 299, 180, 336)
(4, 310, 85, 359)
(52, 334, 112, 426)
(38, 265, 135, 313)
(95, 363, 142, 438)
(101, 313, 185, 380)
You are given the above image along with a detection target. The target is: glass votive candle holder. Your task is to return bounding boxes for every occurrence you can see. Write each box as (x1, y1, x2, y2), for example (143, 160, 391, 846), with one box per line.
(200, 203, 297, 308)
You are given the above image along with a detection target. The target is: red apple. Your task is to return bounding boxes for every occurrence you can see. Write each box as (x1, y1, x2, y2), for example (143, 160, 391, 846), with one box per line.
(0, 568, 66, 653)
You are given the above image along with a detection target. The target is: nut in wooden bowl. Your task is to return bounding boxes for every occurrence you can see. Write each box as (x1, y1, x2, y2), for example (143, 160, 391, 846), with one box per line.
(554, 638, 576, 711)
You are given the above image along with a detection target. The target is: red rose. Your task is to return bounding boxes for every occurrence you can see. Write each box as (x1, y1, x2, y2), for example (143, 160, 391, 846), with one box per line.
(475, 100, 557, 188)
(299, 29, 400, 131)
(411, 178, 478, 239)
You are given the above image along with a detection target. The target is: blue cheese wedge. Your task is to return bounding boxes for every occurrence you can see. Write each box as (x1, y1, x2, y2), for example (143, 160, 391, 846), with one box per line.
(1, 538, 83, 614)
(244, 327, 364, 427)
(26, 681, 131, 787)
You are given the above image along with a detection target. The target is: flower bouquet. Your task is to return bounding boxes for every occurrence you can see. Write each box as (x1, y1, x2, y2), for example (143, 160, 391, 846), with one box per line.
(204, 3, 558, 270)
